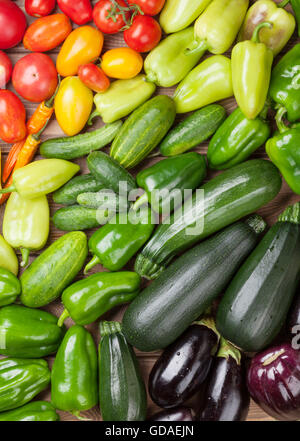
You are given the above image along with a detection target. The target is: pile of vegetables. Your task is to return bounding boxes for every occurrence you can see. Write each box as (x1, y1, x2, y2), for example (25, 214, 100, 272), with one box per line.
(0, 0, 299, 422)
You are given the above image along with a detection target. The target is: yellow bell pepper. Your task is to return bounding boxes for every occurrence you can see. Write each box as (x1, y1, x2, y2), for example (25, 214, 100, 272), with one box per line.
(55, 76, 93, 136)
(56, 26, 104, 77)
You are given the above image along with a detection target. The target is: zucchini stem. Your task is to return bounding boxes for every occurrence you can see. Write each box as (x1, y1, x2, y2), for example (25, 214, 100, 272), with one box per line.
(278, 202, 300, 224)
(245, 214, 266, 235)
(100, 321, 122, 336)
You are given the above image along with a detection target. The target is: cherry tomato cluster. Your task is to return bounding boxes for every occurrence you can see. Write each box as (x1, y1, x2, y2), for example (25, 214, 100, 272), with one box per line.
(0, 0, 165, 145)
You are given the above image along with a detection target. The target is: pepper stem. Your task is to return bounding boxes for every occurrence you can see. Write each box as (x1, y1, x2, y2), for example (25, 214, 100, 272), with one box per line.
(217, 337, 241, 365)
(71, 410, 91, 421)
(32, 119, 50, 141)
(132, 192, 149, 211)
(251, 22, 272, 43)
(20, 248, 30, 267)
(84, 255, 101, 274)
(45, 75, 61, 108)
(259, 101, 270, 120)
(100, 321, 122, 336)
(57, 309, 70, 327)
(275, 105, 289, 133)
(278, 0, 290, 7)
(245, 214, 266, 235)
(88, 109, 101, 126)
(185, 39, 208, 56)
(0, 184, 16, 194)
(278, 202, 300, 224)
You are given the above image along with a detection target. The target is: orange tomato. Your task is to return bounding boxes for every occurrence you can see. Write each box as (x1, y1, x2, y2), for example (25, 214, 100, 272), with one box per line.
(23, 14, 72, 52)
(101, 47, 143, 79)
(56, 26, 104, 77)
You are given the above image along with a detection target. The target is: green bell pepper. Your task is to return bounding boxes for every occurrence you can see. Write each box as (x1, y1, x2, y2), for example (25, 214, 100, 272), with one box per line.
(174, 55, 233, 113)
(87, 151, 136, 195)
(266, 107, 300, 195)
(232, 22, 273, 120)
(51, 325, 98, 419)
(189, 0, 249, 55)
(58, 272, 141, 326)
(135, 153, 207, 214)
(0, 268, 21, 307)
(3, 192, 49, 267)
(0, 358, 50, 412)
(159, 0, 212, 34)
(89, 75, 156, 124)
(0, 305, 64, 358)
(269, 43, 300, 123)
(290, 0, 300, 36)
(238, 0, 295, 56)
(207, 107, 271, 169)
(144, 27, 206, 88)
(0, 401, 60, 421)
(0, 159, 79, 200)
(83, 207, 155, 273)
(0, 235, 18, 276)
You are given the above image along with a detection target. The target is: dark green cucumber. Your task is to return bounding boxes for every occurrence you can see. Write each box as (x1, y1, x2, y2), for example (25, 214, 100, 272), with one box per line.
(40, 121, 122, 160)
(52, 205, 109, 231)
(87, 151, 136, 194)
(110, 95, 176, 169)
(160, 104, 227, 156)
(135, 159, 282, 280)
(123, 216, 266, 352)
(216, 202, 300, 353)
(77, 190, 129, 212)
(20, 232, 88, 308)
(99, 321, 147, 421)
(53, 174, 104, 206)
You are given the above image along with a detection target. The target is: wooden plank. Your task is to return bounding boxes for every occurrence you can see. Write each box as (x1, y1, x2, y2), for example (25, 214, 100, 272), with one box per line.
(0, 0, 297, 422)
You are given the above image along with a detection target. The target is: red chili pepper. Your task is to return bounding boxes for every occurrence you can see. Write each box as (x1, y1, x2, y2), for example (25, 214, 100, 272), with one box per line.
(57, 0, 93, 25)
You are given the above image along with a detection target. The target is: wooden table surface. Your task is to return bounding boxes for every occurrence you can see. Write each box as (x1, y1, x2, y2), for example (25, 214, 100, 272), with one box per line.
(1, 0, 299, 422)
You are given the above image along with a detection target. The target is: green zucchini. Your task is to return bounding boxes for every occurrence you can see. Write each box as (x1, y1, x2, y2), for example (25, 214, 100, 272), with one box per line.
(123, 216, 266, 352)
(216, 202, 300, 353)
(77, 190, 128, 212)
(99, 321, 147, 421)
(40, 121, 122, 160)
(52, 205, 110, 231)
(87, 151, 136, 194)
(53, 174, 104, 206)
(110, 95, 176, 169)
(160, 104, 227, 156)
(20, 232, 88, 308)
(135, 159, 282, 280)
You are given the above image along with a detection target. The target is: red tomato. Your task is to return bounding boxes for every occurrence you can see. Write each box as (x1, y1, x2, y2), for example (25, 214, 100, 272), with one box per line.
(57, 0, 93, 25)
(128, 0, 165, 16)
(78, 63, 110, 93)
(0, 90, 26, 143)
(124, 15, 162, 53)
(93, 0, 131, 34)
(0, 50, 12, 88)
(25, 0, 56, 17)
(23, 14, 72, 52)
(12, 53, 58, 103)
(0, 0, 27, 49)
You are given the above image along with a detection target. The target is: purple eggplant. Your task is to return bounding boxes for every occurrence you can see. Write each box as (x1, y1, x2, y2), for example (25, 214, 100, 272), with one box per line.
(287, 293, 300, 341)
(247, 343, 300, 421)
(149, 318, 220, 408)
(197, 338, 250, 421)
(149, 407, 194, 421)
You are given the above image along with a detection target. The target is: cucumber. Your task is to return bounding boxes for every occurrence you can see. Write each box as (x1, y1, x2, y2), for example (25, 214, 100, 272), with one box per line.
(53, 174, 104, 206)
(135, 159, 282, 280)
(20, 232, 88, 308)
(99, 321, 147, 421)
(216, 202, 300, 353)
(160, 105, 226, 156)
(122, 216, 266, 352)
(77, 191, 129, 212)
(40, 121, 122, 160)
(110, 95, 176, 169)
(52, 205, 109, 231)
(87, 151, 136, 194)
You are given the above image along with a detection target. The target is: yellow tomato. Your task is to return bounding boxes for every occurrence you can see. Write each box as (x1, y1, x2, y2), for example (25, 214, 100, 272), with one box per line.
(56, 26, 104, 77)
(101, 47, 143, 79)
(55, 76, 93, 136)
